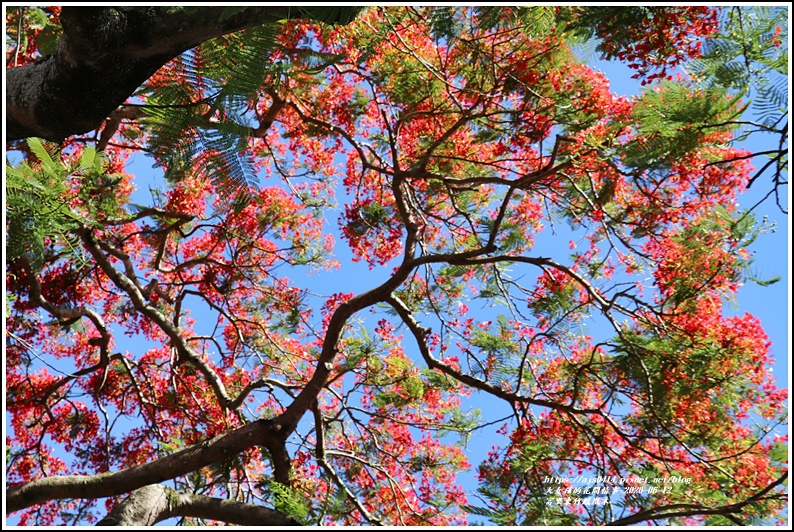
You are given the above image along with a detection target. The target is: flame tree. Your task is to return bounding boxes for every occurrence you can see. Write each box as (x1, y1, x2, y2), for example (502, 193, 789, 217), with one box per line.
(5, 6, 788, 526)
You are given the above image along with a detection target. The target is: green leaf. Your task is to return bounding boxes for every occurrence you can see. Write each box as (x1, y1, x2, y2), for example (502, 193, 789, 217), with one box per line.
(261, 480, 310, 524)
(26, 137, 58, 172)
(750, 275, 781, 287)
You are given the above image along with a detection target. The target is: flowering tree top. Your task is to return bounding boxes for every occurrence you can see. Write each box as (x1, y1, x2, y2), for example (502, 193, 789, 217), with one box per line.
(5, 5, 788, 526)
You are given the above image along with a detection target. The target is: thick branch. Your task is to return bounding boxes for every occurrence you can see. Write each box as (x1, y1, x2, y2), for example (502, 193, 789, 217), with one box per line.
(606, 472, 788, 526)
(6, 6, 359, 142)
(96, 484, 299, 526)
(385, 294, 595, 415)
(6, 419, 284, 514)
(273, 245, 422, 437)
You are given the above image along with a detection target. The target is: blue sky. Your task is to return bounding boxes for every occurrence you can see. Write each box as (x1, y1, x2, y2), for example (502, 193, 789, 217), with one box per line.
(113, 50, 790, 523)
(4, 7, 790, 525)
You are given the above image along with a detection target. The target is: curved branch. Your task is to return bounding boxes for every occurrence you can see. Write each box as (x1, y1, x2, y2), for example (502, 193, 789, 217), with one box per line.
(12, 254, 121, 403)
(385, 293, 596, 415)
(7, 6, 360, 142)
(385, 293, 689, 466)
(606, 472, 788, 526)
(18, 254, 111, 351)
(96, 483, 299, 526)
(273, 248, 421, 436)
(78, 228, 235, 410)
(6, 419, 284, 514)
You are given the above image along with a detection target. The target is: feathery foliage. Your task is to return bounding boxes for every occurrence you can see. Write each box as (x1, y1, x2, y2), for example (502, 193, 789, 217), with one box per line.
(138, 8, 359, 210)
(5, 139, 107, 271)
(619, 81, 739, 172)
(685, 6, 788, 206)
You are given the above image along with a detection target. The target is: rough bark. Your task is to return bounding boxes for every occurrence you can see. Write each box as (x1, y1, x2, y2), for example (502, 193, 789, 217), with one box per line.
(95, 484, 299, 526)
(6, 6, 358, 142)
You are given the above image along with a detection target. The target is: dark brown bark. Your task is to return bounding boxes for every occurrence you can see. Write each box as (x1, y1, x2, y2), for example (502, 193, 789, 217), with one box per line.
(6, 6, 358, 142)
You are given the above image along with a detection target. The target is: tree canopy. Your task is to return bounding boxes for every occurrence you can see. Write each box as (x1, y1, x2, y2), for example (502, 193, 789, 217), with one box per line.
(4, 5, 789, 526)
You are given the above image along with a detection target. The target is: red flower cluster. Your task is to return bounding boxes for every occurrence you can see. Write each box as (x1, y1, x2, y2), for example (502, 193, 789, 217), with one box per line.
(596, 7, 719, 84)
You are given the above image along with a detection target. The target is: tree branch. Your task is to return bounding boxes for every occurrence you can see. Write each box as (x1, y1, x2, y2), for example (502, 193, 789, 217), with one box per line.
(95, 483, 299, 526)
(606, 472, 788, 526)
(6, 419, 284, 514)
(6, 6, 359, 142)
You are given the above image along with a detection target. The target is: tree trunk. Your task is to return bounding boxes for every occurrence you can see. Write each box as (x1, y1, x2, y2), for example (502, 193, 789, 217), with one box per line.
(6, 6, 358, 142)
(96, 484, 300, 526)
